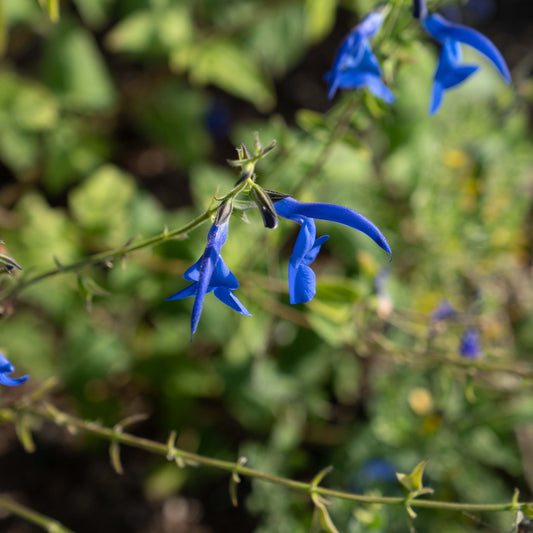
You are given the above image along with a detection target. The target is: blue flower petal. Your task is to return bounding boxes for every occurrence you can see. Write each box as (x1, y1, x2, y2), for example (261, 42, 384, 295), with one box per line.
(423, 14, 511, 83)
(0, 351, 29, 387)
(428, 80, 444, 115)
(291, 218, 317, 269)
(213, 287, 252, 315)
(0, 373, 30, 386)
(289, 263, 317, 304)
(304, 235, 329, 264)
(165, 284, 198, 301)
(333, 71, 395, 103)
(276, 198, 391, 257)
(209, 257, 240, 289)
(357, 12, 385, 40)
(363, 74, 396, 103)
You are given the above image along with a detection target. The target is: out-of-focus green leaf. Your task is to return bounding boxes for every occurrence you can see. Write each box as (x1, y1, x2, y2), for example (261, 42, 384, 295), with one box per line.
(0, 128, 38, 170)
(305, 0, 337, 41)
(73, 0, 112, 28)
(106, 5, 191, 54)
(37, 0, 59, 21)
(12, 83, 59, 131)
(244, 3, 308, 77)
(4, 0, 40, 24)
(69, 164, 136, 241)
(171, 39, 275, 112)
(42, 21, 117, 110)
(16, 192, 80, 266)
(44, 118, 110, 193)
(134, 83, 211, 167)
(315, 277, 361, 303)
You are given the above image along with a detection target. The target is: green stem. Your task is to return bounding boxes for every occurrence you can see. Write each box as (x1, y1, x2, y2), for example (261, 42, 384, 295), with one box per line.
(293, 94, 359, 195)
(0, 495, 75, 533)
(3, 210, 214, 301)
(10, 403, 532, 515)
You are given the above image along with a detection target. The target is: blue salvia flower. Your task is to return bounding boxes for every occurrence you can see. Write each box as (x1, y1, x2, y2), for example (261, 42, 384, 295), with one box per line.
(0, 350, 29, 386)
(166, 220, 251, 339)
(431, 299, 456, 322)
(325, 12, 395, 103)
(459, 328, 481, 359)
(274, 198, 391, 304)
(413, 0, 511, 114)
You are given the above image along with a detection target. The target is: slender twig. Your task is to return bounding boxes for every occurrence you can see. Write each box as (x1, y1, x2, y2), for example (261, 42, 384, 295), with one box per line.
(0, 495, 75, 533)
(372, 333, 533, 380)
(7, 402, 533, 515)
(2, 209, 213, 301)
(293, 94, 360, 196)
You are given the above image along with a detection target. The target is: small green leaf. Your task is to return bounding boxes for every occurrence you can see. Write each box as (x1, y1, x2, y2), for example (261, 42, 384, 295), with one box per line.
(109, 439, 123, 475)
(312, 495, 340, 533)
(396, 459, 429, 493)
(311, 465, 333, 488)
(15, 415, 36, 453)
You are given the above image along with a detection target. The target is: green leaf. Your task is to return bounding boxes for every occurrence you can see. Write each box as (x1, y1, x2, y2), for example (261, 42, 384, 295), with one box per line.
(69, 164, 136, 240)
(171, 39, 275, 112)
(134, 83, 211, 167)
(12, 82, 59, 131)
(38, 0, 59, 21)
(72, 0, 112, 28)
(42, 21, 117, 110)
(305, 0, 337, 41)
(3, 0, 40, 24)
(311, 465, 333, 487)
(311, 495, 340, 533)
(396, 459, 434, 500)
(15, 415, 36, 453)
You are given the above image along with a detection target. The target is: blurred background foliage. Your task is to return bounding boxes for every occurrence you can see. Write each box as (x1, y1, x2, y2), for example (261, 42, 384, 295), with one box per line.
(1, 0, 533, 531)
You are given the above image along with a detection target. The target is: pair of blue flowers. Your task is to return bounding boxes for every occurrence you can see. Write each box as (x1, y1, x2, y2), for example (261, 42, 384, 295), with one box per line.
(431, 300, 481, 359)
(167, 197, 391, 338)
(326, 0, 510, 114)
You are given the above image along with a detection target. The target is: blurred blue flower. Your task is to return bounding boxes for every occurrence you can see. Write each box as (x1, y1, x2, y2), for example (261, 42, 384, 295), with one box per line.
(413, 0, 510, 114)
(460, 328, 481, 358)
(166, 221, 251, 339)
(0, 351, 29, 386)
(205, 100, 232, 141)
(431, 299, 456, 321)
(325, 12, 394, 103)
(274, 197, 391, 304)
(359, 459, 398, 484)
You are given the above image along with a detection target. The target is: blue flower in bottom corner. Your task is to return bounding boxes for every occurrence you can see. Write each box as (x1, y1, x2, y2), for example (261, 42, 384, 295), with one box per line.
(166, 221, 251, 339)
(274, 198, 391, 304)
(414, 0, 511, 114)
(0, 351, 29, 386)
(460, 328, 481, 359)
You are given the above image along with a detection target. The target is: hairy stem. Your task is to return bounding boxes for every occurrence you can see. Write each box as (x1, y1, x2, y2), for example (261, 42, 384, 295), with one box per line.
(7, 402, 532, 515)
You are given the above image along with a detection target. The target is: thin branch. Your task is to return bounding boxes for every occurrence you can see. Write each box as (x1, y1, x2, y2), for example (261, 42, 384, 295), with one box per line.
(7, 402, 533, 515)
(0, 495, 75, 533)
